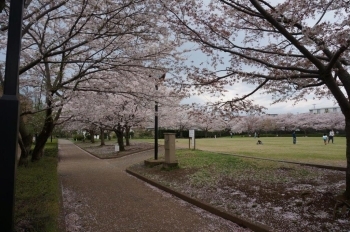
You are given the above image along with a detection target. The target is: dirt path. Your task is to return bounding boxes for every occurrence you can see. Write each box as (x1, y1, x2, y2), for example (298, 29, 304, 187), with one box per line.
(58, 139, 250, 232)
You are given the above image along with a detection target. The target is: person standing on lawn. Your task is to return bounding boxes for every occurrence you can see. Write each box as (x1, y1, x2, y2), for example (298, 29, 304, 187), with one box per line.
(328, 129, 334, 144)
(323, 134, 328, 145)
(292, 131, 296, 144)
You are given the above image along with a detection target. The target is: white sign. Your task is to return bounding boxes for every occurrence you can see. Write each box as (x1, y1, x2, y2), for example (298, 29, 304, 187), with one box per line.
(189, 129, 194, 138)
(189, 129, 195, 148)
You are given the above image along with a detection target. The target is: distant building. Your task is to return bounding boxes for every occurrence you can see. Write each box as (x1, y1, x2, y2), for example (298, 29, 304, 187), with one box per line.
(266, 114, 278, 117)
(309, 106, 340, 114)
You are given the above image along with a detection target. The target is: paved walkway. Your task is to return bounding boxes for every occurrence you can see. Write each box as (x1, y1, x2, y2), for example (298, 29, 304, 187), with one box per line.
(58, 139, 250, 232)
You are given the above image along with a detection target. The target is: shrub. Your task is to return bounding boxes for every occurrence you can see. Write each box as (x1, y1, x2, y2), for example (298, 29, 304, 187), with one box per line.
(138, 130, 153, 139)
(73, 134, 84, 141)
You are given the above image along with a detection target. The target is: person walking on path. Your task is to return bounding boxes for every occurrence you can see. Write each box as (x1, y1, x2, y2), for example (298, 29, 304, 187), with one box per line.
(328, 129, 335, 143)
(292, 131, 296, 144)
(57, 139, 248, 232)
(323, 134, 328, 145)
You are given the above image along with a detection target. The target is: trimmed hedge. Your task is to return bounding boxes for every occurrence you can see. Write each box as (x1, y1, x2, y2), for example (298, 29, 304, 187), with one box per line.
(157, 130, 345, 139)
(157, 129, 231, 139)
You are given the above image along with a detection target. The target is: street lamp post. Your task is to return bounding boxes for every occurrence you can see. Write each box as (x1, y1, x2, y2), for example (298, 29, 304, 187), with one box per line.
(154, 83, 159, 160)
(153, 74, 165, 160)
(0, 0, 25, 231)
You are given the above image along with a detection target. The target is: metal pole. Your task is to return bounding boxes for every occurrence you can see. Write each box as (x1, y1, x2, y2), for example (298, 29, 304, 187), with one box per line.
(154, 84, 158, 160)
(0, 0, 25, 231)
(153, 73, 165, 160)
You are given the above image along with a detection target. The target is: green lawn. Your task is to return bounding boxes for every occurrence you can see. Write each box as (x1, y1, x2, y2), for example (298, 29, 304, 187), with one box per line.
(130, 143, 348, 232)
(136, 136, 346, 167)
(15, 139, 60, 232)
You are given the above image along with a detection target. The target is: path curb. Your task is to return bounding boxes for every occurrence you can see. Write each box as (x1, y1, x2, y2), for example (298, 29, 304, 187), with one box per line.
(78, 146, 156, 159)
(126, 168, 274, 232)
(217, 153, 346, 171)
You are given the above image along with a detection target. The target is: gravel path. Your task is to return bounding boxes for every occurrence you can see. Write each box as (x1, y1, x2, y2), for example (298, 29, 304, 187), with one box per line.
(58, 139, 251, 232)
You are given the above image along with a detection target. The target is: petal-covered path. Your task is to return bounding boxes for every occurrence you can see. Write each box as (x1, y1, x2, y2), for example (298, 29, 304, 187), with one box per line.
(58, 139, 250, 232)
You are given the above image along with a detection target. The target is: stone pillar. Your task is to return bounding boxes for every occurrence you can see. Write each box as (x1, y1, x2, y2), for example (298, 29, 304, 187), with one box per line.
(164, 133, 178, 167)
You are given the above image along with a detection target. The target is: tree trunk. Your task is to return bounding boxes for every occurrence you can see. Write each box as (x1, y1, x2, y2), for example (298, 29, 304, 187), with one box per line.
(345, 119, 350, 198)
(125, 126, 130, 146)
(18, 116, 33, 166)
(117, 133, 125, 151)
(31, 95, 63, 161)
(18, 135, 28, 166)
(89, 129, 95, 143)
(100, 127, 105, 146)
(31, 118, 54, 161)
(114, 123, 125, 151)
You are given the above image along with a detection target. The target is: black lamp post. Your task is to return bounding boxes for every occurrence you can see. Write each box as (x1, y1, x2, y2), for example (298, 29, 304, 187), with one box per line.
(154, 83, 159, 160)
(153, 74, 165, 160)
(0, 0, 25, 231)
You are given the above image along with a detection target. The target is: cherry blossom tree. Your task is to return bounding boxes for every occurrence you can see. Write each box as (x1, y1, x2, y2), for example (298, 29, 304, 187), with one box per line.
(163, 106, 193, 137)
(61, 73, 184, 150)
(230, 112, 345, 137)
(289, 113, 313, 136)
(257, 115, 278, 135)
(63, 91, 147, 151)
(188, 105, 226, 137)
(163, 0, 350, 197)
(0, 0, 183, 161)
(230, 117, 245, 134)
(274, 113, 295, 132)
(127, 82, 189, 139)
(321, 112, 345, 131)
(272, 112, 345, 135)
(242, 115, 260, 135)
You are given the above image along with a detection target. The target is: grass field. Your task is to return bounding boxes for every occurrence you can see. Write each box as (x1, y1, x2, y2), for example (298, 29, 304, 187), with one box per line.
(130, 140, 348, 231)
(15, 139, 60, 232)
(136, 136, 346, 167)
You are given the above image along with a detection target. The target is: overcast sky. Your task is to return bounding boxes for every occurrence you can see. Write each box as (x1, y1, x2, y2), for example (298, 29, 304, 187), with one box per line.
(179, 44, 338, 115)
(181, 91, 337, 115)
